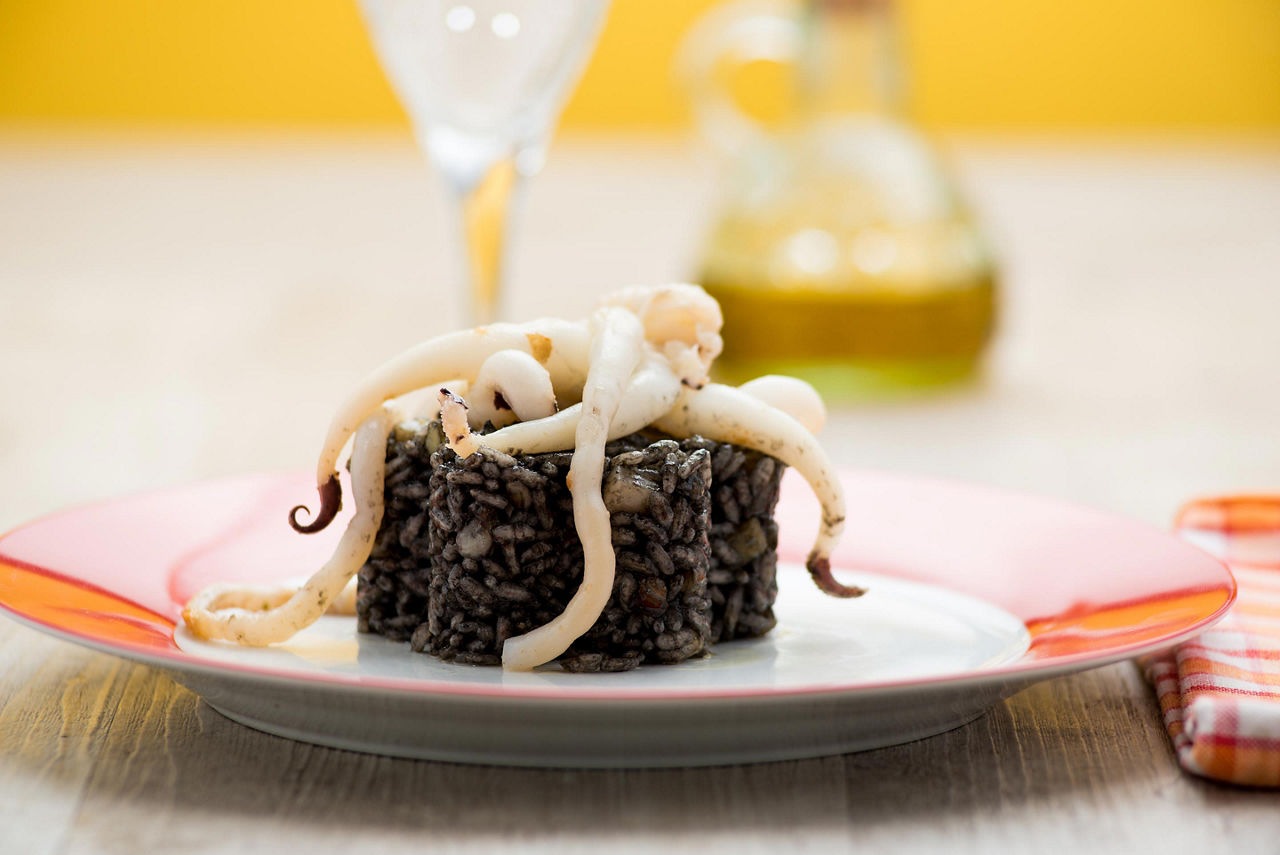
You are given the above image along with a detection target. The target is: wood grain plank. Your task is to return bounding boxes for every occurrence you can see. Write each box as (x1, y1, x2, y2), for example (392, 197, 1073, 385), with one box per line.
(0, 622, 124, 855)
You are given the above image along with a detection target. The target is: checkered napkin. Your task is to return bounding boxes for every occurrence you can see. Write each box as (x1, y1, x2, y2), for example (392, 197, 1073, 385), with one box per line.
(1140, 496, 1280, 787)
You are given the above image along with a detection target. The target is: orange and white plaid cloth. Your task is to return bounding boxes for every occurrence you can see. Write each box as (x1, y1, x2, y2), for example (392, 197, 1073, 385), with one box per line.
(1140, 496, 1280, 787)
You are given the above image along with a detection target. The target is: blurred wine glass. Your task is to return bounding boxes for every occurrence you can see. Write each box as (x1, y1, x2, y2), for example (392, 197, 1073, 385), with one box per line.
(360, 0, 609, 323)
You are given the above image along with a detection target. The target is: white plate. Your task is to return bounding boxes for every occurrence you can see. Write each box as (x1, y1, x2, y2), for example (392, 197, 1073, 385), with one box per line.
(0, 470, 1234, 767)
(169, 569, 1030, 766)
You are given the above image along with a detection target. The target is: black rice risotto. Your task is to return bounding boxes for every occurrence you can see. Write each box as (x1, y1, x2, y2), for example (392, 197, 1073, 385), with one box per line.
(357, 419, 786, 672)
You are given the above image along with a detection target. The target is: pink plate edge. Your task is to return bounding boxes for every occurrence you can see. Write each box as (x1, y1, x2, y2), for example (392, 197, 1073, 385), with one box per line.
(0, 470, 1238, 704)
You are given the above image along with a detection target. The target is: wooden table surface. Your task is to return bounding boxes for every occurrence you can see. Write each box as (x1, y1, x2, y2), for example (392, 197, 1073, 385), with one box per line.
(2, 131, 1279, 853)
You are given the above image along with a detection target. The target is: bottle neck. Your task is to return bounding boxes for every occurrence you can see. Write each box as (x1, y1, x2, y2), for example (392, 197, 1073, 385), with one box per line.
(800, 0, 903, 119)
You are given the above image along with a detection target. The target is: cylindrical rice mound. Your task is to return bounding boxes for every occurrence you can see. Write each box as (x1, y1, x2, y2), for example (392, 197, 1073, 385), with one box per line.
(357, 420, 787, 669)
(359, 424, 715, 672)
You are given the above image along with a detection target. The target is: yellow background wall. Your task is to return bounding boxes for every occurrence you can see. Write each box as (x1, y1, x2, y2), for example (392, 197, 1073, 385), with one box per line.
(1, 0, 1277, 130)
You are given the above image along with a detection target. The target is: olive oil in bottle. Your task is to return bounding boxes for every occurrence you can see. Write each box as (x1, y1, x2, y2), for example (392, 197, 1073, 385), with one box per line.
(701, 205, 997, 392)
(685, 0, 997, 396)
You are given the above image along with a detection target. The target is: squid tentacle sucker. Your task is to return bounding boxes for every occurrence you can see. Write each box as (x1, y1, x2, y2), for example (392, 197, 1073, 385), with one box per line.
(184, 283, 860, 668)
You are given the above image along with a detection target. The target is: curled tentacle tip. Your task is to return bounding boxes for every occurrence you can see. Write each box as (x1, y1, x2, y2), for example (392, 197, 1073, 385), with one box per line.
(289, 474, 342, 534)
(807, 555, 867, 599)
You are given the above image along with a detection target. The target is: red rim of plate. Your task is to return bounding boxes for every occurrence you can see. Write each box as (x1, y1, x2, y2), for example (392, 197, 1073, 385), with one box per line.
(0, 470, 1236, 702)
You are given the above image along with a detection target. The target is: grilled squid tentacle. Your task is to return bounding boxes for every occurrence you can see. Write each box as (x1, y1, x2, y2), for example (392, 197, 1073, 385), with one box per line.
(290, 319, 592, 534)
(439, 355, 680, 459)
(654, 382, 861, 599)
(328, 577, 359, 616)
(441, 356, 680, 458)
(501, 307, 647, 671)
(737, 375, 827, 434)
(477, 354, 680, 454)
(189, 284, 857, 668)
(467, 349, 558, 430)
(599, 283, 723, 388)
(183, 405, 394, 644)
(439, 388, 483, 458)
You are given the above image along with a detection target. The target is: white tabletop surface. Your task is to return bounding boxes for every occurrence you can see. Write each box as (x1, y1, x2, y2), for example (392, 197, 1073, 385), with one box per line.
(1, 130, 1279, 853)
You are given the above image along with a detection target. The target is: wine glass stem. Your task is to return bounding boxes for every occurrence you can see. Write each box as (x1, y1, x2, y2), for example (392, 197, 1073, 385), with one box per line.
(454, 156, 521, 325)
